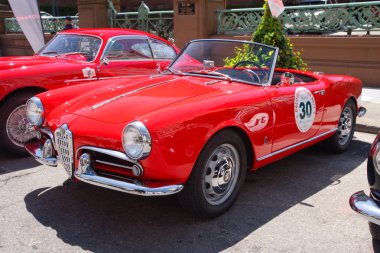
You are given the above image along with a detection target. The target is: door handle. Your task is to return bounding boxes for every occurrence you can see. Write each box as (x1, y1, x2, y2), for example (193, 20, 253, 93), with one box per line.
(314, 90, 325, 95)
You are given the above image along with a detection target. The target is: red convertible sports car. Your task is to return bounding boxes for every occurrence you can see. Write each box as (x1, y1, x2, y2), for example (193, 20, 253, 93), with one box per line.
(25, 39, 366, 217)
(0, 28, 178, 155)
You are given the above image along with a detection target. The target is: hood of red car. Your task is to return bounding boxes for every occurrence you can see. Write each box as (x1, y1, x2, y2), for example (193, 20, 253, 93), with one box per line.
(66, 75, 219, 124)
(0, 56, 57, 71)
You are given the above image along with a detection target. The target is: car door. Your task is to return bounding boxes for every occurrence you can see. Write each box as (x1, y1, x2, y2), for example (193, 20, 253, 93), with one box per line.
(266, 75, 326, 152)
(97, 36, 157, 78)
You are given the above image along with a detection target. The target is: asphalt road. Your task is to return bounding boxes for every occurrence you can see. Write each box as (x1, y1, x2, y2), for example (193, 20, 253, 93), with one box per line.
(0, 132, 377, 253)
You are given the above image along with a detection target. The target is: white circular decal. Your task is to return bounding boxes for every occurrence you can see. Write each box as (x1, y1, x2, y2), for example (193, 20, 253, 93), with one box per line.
(294, 87, 316, 133)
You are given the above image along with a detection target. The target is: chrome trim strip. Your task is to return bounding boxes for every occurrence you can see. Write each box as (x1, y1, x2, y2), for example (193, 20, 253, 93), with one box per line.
(76, 146, 140, 164)
(75, 165, 183, 196)
(256, 128, 337, 161)
(263, 47, 279, 87)
(350, 191, 380, 226)
(64, 77, 98, 83)
(91, 78, 178, 110)
(95, 160, 133, 170)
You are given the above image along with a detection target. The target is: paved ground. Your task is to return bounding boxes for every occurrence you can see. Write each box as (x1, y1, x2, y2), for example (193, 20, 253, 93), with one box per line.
(0, 132, 377, 253)
(356, 87, 380, 134)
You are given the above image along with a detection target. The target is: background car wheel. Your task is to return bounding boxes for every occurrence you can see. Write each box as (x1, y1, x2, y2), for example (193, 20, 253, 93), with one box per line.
(322, 99, 356, 153)
(178, 130, 247, 218)
(0, 92, 38, 156)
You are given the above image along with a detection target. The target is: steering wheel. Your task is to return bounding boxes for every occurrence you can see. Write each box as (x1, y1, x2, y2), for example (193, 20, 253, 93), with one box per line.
(233, 60, 264, 83)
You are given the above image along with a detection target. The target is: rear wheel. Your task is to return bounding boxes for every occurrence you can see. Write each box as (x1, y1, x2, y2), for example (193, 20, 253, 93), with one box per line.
(178, 130, 247, 218)
(0, 93, 38, 156)
(323, 99, 356, 153)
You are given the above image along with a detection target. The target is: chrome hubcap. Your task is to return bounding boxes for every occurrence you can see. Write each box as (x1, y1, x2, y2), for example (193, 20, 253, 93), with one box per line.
(6, 104, 37, 147)
(202, 144, 239, 205)
(338, 106, 353, 146)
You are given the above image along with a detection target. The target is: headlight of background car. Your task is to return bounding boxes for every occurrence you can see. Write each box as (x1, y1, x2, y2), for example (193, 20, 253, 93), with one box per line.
(374, 140, 380, 175)
(26, 97, 44, 126)
(122, 121, 151, 160)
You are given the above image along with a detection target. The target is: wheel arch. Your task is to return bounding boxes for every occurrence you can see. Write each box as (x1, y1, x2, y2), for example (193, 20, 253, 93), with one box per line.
(207, 126, 255, 172)
(0, 86, 48, 106)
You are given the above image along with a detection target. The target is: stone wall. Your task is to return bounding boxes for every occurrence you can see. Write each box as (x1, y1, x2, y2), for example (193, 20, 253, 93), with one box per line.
(0, 34, 53, 56)
(209, 34, 380, 88)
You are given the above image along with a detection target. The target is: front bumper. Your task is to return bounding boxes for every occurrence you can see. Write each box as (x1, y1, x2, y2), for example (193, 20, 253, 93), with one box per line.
(75, 163, 184, 196)
(25, 137, 184, 196)
(25, 141, 58, 167)
(349, 190, 380, 225)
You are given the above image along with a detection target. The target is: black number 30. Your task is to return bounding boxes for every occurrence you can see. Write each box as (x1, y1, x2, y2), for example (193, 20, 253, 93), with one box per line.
(299, 101, 312, 119)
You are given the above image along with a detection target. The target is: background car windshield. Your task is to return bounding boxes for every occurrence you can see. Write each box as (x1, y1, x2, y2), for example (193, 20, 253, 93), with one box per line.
(170, 40, 277, 85)
(38, 34, 101, 62)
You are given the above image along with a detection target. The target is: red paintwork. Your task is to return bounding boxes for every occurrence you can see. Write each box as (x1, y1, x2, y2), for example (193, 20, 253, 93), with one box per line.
(0, 28, 179, 103)
(35, 67, 363, 188)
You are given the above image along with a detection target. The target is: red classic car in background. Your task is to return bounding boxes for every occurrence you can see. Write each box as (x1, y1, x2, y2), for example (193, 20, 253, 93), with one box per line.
(26, 39, 366, 217)
(0, 28, 178, 155)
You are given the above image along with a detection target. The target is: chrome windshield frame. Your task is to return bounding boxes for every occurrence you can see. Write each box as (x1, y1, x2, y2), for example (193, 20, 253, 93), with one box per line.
(168, 39, 279, 87)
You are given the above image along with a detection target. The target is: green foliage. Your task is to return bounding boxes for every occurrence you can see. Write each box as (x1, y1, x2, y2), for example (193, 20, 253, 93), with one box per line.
(225, 0, 307, 70)
(253, 0, 307, 70)
(224, 44, 274, 68)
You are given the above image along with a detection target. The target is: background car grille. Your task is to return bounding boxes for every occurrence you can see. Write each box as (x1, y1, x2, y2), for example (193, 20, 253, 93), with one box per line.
(54, 124, 74, 177)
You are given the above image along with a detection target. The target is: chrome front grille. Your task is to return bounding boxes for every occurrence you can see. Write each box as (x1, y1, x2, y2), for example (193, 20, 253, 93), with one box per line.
(54, 124, 74, 177)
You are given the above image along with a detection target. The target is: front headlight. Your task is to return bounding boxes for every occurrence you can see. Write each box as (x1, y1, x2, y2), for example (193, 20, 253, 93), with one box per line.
(26, 97, 44, 126)
(374, 141, 380, 175)
(122, 121, 151, 160)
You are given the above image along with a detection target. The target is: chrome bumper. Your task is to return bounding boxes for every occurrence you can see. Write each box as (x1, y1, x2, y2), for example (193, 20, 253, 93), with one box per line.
(349, 191, 380, 225)
(24, 141, 58, 167)
(74, 164, 184, 196)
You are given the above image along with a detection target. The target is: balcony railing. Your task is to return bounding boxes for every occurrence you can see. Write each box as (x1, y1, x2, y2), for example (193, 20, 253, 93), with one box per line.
(108, 1, 173, 40)
(217, 1, 380, 34)
(5, 16, 79, 34)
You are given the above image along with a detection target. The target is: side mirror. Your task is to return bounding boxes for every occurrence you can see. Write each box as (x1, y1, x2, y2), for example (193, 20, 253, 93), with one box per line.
(281, 72, 295, 85)
(100, 57, 109, 66)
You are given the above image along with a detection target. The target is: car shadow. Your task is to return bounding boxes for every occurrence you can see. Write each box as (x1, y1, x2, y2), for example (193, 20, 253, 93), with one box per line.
(24, 137, 370, 253)
(0, 153, 40, 175)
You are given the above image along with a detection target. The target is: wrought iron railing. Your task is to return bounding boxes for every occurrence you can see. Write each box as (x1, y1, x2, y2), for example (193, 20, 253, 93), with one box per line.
(5, 16, 79, 33)
(108, 1, 173, 40)
(217, 1, 380, 34)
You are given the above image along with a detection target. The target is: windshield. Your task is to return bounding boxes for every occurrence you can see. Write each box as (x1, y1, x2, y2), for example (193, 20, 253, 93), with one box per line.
(169, 40, 278, 86)
(38, 34, 102, 62)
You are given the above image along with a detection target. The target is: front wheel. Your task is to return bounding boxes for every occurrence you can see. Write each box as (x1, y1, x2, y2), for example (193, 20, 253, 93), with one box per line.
(323, 99, 356, 153)
(0, 93, 38, 156)
(178, 130, 247, 218)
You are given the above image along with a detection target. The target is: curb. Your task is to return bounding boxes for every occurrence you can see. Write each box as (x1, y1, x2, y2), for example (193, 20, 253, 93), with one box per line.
(355, 124, 380, 135)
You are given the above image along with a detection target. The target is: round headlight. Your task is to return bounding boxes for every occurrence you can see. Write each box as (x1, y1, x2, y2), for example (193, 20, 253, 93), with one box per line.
(122, 121, 151, 160)
(26, 97, 44, 126)
(374, 142, 380, 174)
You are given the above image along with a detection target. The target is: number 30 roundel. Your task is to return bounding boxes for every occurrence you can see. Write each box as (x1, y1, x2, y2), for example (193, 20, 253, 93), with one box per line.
(294, 87, 316, 132)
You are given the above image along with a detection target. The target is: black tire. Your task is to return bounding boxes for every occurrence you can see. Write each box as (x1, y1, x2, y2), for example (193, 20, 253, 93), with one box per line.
(370, 222, 380, 241)
(0, 92, 37, 156)
(178, 130, 247, 218)
(322, 99, 356, 153)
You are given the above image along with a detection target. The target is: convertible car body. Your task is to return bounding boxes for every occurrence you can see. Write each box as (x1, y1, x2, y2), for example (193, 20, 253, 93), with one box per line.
(0, 28, 178, 155)
(26, 39, 365, 217)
